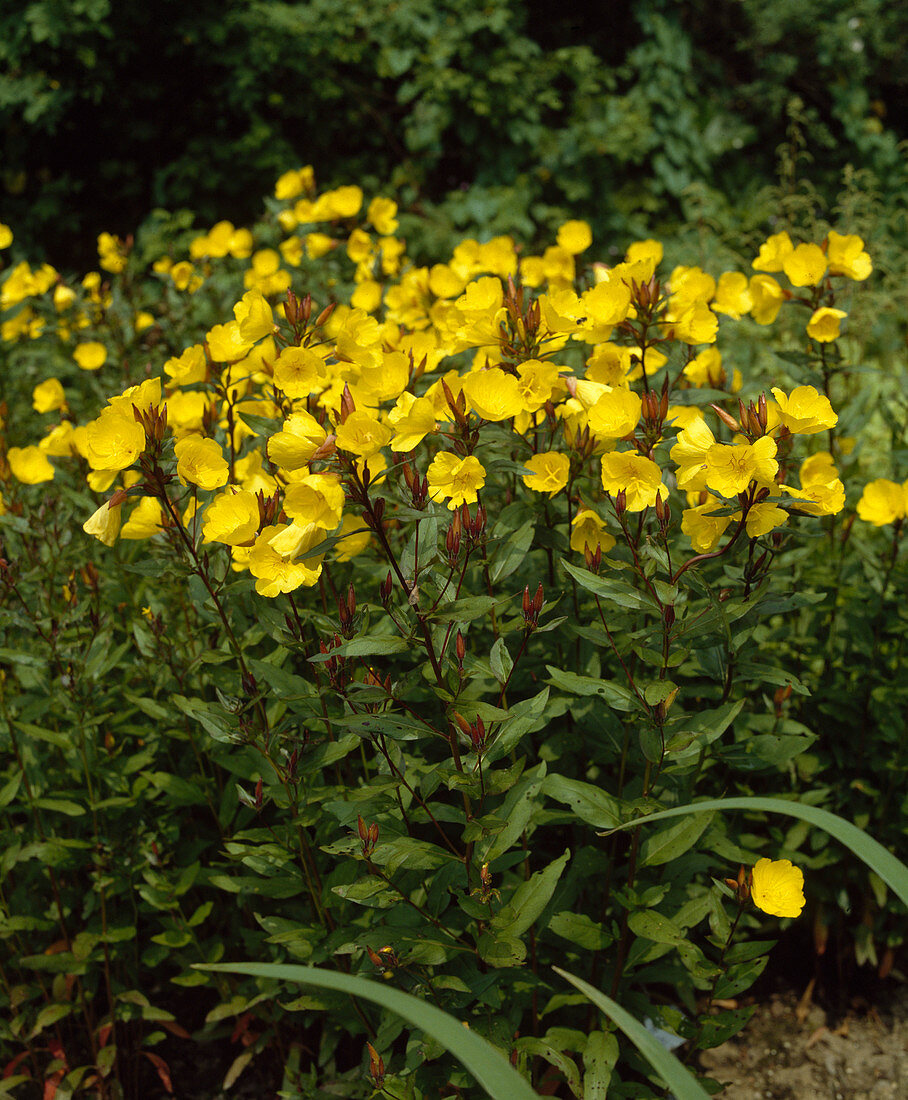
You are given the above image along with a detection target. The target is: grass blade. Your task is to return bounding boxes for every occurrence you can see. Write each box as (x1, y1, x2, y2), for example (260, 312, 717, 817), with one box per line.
(553, 967, 710, 1100)
(604, 797, 908, 907)
(195, 962, 539, 1099)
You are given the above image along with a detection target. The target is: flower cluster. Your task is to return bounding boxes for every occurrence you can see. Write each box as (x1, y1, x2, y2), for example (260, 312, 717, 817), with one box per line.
(0, 171, 886, 598)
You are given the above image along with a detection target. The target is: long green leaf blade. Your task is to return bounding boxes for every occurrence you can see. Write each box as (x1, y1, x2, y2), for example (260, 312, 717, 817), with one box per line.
(605, 797, 908, 908)
(196, 962, 539, 1099)
(552, 967, 710, 1100)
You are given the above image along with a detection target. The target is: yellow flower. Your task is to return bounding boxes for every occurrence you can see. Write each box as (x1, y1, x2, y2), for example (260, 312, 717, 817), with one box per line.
(712, 272, 752, 319)
(335, 411, 392, 459)
(752, 231, 793, 273)
(570, 508, 616, 555)
(671, 418, 717, 491)
(587, 388, 642, 440)
(806, 307, 846, 343)
(704, 437, 778, 497)
(82, 499, 122, 547)
(426, 452, 486, 510)
(856, 479, 908, 526)
(334, 512, 372, 561)
(751, 858, 805, 919)
(748, 275, 785, 325)
(826, 231, 872, 281)
(206, 321, 254, 363)
(782, 453, 845, 517)
(681, 495, 732, 552)
(233, 289, 275, 343)
(283, 473, 345, 530)
(248, 522, 325, 597)
(273, 345, 324, 399)
(462, 367, 524, 422)
(388, 393, 437, 452)
(0, 223, 12, 249)
(74, 341, 108, 371)
(671, 301, 718, 345)
(174, 436, 229, 491)
(556, 220, 592, 255)
(267, 412, 328, 470)
(32, 378, 66, 413)
(771, 385, 837, 435)
(745, 501, 788, 538)
(600, 452, 665, 511)
(7, 445, 55, 484)
(121, 497, 164, 539)
(782, 243, 827, 287)
(85, 409, 146, 471)
(165, 345, 208, 386)
(202, 489, 260, 545)
(367, 196, 399, 236)
(522, 452, 570, 496)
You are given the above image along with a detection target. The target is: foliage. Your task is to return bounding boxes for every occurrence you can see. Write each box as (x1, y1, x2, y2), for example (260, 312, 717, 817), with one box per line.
(3, 0, 908, 270)
(0, 159, 906, 1100)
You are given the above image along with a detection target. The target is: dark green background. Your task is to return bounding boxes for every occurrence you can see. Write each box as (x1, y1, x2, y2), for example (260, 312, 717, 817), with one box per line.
(3, 0, 906, 268)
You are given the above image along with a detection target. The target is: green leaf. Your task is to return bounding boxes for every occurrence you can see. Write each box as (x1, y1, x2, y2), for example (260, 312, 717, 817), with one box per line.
(549, 911, 612, 951)
(606, 798, 908, 909)
(639, 812, 715, 867)
(33, 798, 84, 816)
(309, 635, 411, 659)
(561, 559, 656, 610)
(628, 910, 685, 946)
(583, 1030, 620, 1100)
(553, 967, 710, 1100)
(196, 963, 538, 1100)
(489, 637, 513, 685)
(493, 849, 569, 938)
(491, 519, 534, 582)
(545, 666, 636, 711)
(544, 774, 622, 829)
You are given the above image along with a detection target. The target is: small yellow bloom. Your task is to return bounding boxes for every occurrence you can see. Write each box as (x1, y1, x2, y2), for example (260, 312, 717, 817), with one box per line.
(74, 341, 108, 371)
(267, 412, 327, 470)
(174, 436, 229, 491)
(7, 445, 55, 484)
(522, 452, 570, 496)
(782, 243, 827, 287)
(681, 496, 732, 552)
(856, 479, 908, 526)
(335, 411, 392, 459)
(85, 408, 147, 471)
(750, 858, 805, 918)
(82, 499, 122, 547)
(771, 385, 837, 435)
(121, 496, 164, 539)
(587, 388, 642, 440)
(826, 231, 872, 281)
(704, 437, 778, 497)
(202, 489, 260, 545)
(165, 345, 208, 386)
(32, 378, 66, 414)
(426, 452, 486, 510)
(556, 220, 592, 255)
(752, 231, 793, 273)
(570, 508, 616, 555)
(388, 393, 437, 452)
(749, 275, 785, 325)
(462, 368, 524, 422)
(600, 452, 665, 511)
(273, 345, 324, 399)
(806, 307, 846, 343)
(233, 289, 275, 343)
